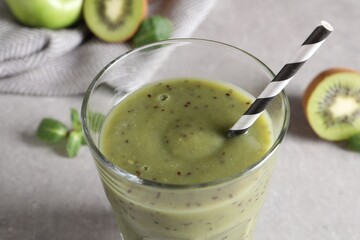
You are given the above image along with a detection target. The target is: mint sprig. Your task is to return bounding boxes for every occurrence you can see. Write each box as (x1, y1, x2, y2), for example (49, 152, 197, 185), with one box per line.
(37, 109, 86, 158)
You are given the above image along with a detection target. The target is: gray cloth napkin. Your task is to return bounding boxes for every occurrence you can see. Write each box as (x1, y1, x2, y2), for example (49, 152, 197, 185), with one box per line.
(0, 0, 216, 96)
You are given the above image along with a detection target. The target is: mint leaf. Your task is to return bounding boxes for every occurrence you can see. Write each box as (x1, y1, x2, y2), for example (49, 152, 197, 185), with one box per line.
(88, 111, 105, 133)
(70, 108, 82, 131)
(37, 118, 68, 143)
(81, 134, 87, 145)
(347, 133, 360, 152)
(66, 131, 82, 157)
(132, 15, 173, 48)
(37, 108, 88, 158)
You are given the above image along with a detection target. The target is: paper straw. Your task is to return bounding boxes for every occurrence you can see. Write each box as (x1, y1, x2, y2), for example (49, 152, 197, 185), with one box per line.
(227, 21, 334, 138)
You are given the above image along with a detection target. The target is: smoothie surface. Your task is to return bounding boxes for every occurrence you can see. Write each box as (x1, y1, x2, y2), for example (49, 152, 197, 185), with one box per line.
(100, 79, 273, 184)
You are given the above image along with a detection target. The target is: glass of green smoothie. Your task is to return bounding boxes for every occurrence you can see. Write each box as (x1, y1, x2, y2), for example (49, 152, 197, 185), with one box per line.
(81, 39, 290, 240)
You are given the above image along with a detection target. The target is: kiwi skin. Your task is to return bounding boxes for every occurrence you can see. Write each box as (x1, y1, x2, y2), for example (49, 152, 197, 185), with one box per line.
(142, 0, 148, 20)
(126, 0, 148, 40)
(303, 68, 360, 140)
(123, 0, 148, 41)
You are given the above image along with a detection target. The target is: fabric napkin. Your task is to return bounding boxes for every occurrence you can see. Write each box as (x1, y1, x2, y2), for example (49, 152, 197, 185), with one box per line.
(0, 0, 217, 96)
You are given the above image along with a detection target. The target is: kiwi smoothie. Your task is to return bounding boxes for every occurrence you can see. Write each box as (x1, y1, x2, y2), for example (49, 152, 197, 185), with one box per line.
(97, 78, 276, 240)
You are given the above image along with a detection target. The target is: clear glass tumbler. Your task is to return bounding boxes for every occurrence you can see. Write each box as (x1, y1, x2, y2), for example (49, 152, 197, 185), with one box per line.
(81, 39, 290, 240)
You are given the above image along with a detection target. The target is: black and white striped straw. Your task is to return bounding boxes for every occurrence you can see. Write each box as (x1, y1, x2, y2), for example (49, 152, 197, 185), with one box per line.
(227, 21, 333, 138)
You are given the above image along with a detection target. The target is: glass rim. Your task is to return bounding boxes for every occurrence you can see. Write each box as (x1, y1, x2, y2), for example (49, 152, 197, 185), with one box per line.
(81, 38, 290, 189)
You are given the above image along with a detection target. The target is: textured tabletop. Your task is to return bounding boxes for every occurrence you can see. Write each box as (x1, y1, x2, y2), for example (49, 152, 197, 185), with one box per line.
(1, 0, 360, 239)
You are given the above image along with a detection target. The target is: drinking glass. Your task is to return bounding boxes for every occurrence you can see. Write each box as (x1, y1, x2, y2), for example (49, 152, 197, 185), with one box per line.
(81, 39, 290, 240)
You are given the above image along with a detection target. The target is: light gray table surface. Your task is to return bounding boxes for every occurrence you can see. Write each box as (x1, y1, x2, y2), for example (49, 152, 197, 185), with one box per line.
(1, 0, 360, 239)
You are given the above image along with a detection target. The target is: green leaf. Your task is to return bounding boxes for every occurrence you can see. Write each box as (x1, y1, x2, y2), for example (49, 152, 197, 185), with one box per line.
(37, 118, 68, 143)
(347, 133, 360, 152)
(70, 108, 82, 131)
(66, 130, 82, 157)
(88, 111, 105, 133)
(71, 108, 87, 146)
(81, 134, 87, 145)
(132, 15, 173, 48)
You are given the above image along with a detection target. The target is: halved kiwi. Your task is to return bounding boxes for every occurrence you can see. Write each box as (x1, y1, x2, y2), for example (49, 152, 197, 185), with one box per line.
(84, 0, 147, 42)
(303, 68, 360, 141)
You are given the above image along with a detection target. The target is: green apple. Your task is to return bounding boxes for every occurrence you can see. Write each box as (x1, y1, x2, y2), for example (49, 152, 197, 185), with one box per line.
(5, 0, 83, 29)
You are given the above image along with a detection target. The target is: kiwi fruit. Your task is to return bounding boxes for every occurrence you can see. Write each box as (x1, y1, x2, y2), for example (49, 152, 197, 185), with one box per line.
(84, 0, 147, 42)
(303, 68, 360, 141)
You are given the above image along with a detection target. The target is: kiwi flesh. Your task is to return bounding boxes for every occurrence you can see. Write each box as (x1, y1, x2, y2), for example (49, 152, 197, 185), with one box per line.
(303, 68, 360, 141)
(84, 0, 147, 42)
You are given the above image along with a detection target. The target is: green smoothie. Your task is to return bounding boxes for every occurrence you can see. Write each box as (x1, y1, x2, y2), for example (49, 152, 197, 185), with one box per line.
(98, 78, 275, 239)
(100, 78, 272, 184)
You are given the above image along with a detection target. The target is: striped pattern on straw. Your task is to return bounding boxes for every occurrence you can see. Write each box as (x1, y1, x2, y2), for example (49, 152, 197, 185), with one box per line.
(227, 21, 333, 138)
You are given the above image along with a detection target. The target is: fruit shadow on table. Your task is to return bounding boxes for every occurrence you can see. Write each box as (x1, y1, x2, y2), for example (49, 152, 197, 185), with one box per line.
(286, 94, 320, 141)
